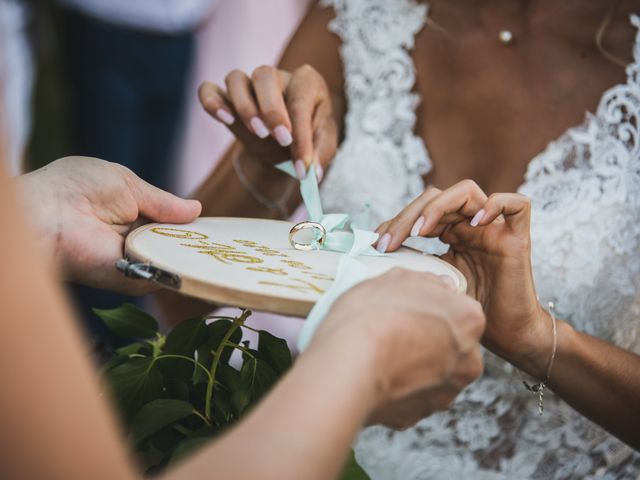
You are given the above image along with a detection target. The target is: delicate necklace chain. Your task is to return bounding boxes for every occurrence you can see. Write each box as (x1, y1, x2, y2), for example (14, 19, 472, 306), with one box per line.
(425, 0, 626, 62)
(425, 12, 516, 46)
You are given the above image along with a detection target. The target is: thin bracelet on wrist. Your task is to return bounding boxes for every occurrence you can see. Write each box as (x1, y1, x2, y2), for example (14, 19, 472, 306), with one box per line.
(232, 149, 296, 219)
(521, 301, 558, 415)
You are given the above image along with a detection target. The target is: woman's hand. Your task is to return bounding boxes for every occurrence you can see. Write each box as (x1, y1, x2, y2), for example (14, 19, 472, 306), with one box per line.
(312, 269, 485, 430)
(376, 181, 553, 378)
(198, 65, 337, 181)
(17, 156, 201, 294)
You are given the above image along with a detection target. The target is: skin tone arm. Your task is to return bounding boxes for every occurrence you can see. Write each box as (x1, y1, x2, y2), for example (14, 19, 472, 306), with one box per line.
(377, 180, 640, 450)
(2, 156, 485, 479)
(194, 2, 344, 219)
(548, 323, 640, 451)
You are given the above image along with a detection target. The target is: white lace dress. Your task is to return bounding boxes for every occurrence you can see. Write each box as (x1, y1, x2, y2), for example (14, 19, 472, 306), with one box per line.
(319, 1, 640, 478)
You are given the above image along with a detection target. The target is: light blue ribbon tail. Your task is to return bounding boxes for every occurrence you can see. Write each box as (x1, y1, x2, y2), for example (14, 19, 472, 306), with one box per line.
(276, 161, 323, 221)
(297, 255, 368, 351)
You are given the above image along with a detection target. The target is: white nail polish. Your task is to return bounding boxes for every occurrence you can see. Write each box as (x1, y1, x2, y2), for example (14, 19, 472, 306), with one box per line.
(470, 209, 486, 227)
(273, 125, 293, 147)
(250, 117, 269, 138)
(216, 109, 235, 126)
(376, 233, 391, 253)
(295, 160, 307, 179)
(411, 216, 425, 237)
(315, 163, 324, 183)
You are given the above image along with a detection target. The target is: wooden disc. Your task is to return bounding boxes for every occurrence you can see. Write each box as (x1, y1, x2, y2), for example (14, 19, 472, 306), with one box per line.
(125, 218, 467, 317)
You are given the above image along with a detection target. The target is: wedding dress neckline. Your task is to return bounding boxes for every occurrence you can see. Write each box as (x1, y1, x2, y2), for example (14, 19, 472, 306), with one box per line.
(414, 7, 640, 195)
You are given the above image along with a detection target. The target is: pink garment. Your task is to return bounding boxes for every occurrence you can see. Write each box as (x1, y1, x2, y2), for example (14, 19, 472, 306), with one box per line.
(175, 0, 314, 350)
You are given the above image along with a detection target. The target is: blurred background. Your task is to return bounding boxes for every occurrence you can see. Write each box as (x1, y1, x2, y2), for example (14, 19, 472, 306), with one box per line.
(1, 0, 313, 351)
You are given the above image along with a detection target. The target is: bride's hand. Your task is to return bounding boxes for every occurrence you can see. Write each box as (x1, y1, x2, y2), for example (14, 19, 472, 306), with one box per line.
(198, 65, 337, 181)
(376, 180, 553, 378)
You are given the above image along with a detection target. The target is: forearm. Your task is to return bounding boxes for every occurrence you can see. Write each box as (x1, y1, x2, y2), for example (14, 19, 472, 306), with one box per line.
(166, 335, 377, 480)
(193, 143, 300, 219)
(518, 320, 640, 449)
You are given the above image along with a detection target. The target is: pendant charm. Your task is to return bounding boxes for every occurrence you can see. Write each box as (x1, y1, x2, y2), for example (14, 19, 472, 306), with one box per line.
(523, 380, 546, 415)
(498, 30, 514, 44)
(537, 385, 545, 415)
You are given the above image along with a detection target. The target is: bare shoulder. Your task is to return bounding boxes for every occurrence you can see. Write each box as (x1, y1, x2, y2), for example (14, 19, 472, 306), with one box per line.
(278, 1, 344, 94)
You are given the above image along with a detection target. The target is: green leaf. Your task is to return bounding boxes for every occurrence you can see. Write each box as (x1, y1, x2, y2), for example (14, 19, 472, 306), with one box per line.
(161, 317, 211, 380)
(163, 378, 190, 402)
(340, 450, 370, 480)
(93, 303, 159, 338)
(169, 437, 212, 466)
(251, 358, 279, 401)
(100, 311, 299, 475)
(138, 444, 167, 472)
(212, 365, 241, 424)
(258, 330, 292, 375)
(129, 399, 198, 445)
(230, 357, 278, 417)
(115, 343, 143, 356)
(231, 358, 255, 416)
(105, 357, 164, 421)
(149, 425, 187, 453)
(101, 354, 131, 374)
(217, 364, 242, 392)
(164, 317, 209, 356)
(212, 390, 233, 424)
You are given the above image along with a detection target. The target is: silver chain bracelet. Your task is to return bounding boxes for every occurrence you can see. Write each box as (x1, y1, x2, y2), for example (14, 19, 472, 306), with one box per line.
(521, 301, 558, 415)
(232, 150, 295, 220)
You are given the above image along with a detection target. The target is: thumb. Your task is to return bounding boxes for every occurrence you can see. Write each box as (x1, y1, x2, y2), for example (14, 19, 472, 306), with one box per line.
(132, 178, 202, 224)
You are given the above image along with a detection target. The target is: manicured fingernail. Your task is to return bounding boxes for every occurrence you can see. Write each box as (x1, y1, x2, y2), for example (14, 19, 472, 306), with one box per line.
(295, 160, 307, 179)
(376, 233, 391, 253)
(439, 275, 457, 291)
(411, 216, 425, 237)
(273, 125, 293, 147)
(315, 163, 324, 183)
(470, 209, 486, 227)
(216, 109, 235, 126)
(250, 117, 269, 138)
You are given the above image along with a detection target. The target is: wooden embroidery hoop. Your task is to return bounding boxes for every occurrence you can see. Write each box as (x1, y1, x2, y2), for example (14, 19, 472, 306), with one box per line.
(122, 218, 467, 317)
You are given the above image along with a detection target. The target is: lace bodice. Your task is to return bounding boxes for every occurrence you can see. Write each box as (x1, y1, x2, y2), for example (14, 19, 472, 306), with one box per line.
(320, 1, 640, 478)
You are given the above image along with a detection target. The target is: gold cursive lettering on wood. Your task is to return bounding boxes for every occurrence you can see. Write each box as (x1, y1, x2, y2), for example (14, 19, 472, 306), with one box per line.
(150, 231, 335, 292)
(301, 271, 335, 281)
(180, 241, 263, 265)
(233, 239, 259, 247)
(259, 278, 325, 294)
(280, 259, 312, 270)
(151, 227, 209, 240)
(247, 266, 288, 276)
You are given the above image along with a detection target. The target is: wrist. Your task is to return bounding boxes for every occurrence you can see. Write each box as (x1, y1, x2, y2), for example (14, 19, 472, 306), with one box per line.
(14, 172, 65, 273)
(235, 148, 298, 215)
(304, 320, 382, 417)
(506, 307, 562, 380)
(238, 147, 288, 182)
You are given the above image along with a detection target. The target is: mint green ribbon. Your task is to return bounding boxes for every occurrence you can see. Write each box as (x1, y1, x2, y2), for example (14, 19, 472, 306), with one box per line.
(276, 162, 381, 350)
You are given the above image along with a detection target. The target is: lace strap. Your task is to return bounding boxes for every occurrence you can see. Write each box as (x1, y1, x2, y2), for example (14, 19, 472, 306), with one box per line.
(630, 14, 640, 68)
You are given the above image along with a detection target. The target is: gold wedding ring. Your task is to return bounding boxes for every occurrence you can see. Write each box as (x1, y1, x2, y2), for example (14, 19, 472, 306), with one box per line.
(289, 221, 327, 251)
